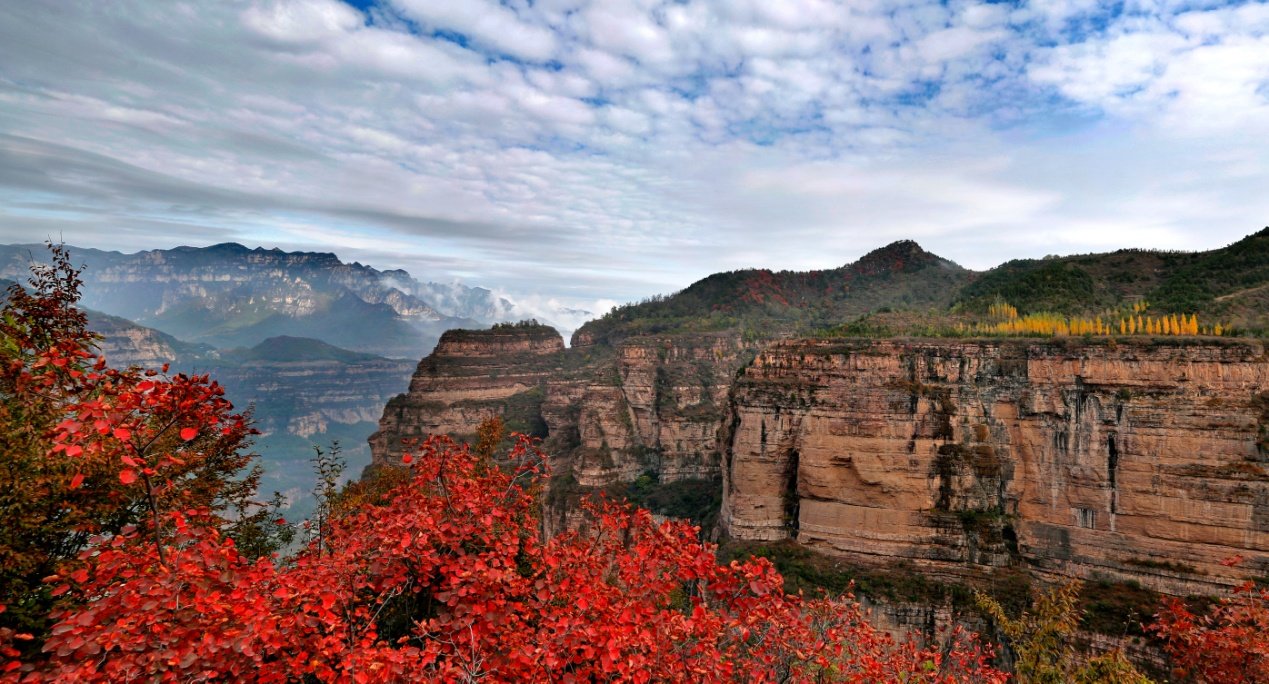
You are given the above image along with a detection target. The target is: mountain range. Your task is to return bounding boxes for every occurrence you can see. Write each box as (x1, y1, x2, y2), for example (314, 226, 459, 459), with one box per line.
(0, 242, 515, 358)
(5, 227, 1266, 528)
(580, 226, 1269, 344)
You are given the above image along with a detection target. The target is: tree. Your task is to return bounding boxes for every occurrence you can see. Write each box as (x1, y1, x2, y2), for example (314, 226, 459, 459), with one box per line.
(7, 428, 1009, 682)
(1149, 559, 1268, 683)
(0, 245, 288, 663)
(975, 582, 1152, 684)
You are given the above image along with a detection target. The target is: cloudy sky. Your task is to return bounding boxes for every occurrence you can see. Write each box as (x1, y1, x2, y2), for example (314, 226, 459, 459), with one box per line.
(1, 1, 1267, 317)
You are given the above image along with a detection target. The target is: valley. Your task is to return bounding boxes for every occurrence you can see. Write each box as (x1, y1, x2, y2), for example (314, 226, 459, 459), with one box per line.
(369, 228, 1269, 673)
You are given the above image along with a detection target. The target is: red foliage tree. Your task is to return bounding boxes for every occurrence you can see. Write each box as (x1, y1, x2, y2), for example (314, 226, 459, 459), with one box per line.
(2, 246, 1009, 682)
(6, 432, 1009, 682)
(0, 246, 286, 666)
(1149, 559, 1269, 683)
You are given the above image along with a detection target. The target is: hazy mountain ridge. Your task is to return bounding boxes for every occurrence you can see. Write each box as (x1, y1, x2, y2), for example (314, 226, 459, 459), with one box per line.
(0, 242, 494, 358)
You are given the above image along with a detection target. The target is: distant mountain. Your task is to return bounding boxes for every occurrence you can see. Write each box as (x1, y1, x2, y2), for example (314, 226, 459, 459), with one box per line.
(0, 242, 486, 358)
(216, 335, 381, 364)
(83, 312, 412, 520)
(575, 239, 969, 344)
(411, 280, 518, 322)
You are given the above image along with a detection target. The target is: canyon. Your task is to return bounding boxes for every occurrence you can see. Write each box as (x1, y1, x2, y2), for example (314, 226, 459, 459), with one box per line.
(371, 233, 1269, 610)
(372, 328, 1269, 597)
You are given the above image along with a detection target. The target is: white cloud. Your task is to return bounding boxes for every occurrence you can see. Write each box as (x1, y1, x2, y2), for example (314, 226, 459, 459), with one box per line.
(389, 0, 558, 61)
(242, 0, 362, 45)
(0, 0, 1266, 309)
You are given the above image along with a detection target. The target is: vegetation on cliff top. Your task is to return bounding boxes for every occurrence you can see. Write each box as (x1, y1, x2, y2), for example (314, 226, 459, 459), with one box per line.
(576, 228, 1269, 345)
(575, 240, 970, 344)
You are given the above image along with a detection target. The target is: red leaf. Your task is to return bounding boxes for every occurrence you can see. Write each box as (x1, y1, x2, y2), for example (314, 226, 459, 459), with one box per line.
(179, 427, 198, 441)
(69, 473, 84, 490)
(113, 427, 131, 441)
(119, 469, 137, 485)
(64, 445, 83, 457)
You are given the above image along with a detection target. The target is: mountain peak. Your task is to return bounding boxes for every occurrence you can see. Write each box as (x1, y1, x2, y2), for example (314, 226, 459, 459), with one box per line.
(239, 336, 379, 363)
(851, 239, 954, 276)
(206, 242, 251, 252)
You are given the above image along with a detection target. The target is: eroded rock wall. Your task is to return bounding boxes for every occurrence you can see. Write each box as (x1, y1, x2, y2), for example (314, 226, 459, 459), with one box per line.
(370, 326, 565, 463)
(721, 338, 1269, 593)
(370, 327, 751, 489)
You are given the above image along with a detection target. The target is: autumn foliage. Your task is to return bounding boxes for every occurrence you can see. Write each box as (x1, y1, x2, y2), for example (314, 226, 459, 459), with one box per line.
(0, 247, 1010, 682)
(6, 429, 1012, 682)
(963, 299, 1220, 338)
(1149, 566, 1269, 683)
(1, 247, 1263, 682)
(0, 246, 287, 663)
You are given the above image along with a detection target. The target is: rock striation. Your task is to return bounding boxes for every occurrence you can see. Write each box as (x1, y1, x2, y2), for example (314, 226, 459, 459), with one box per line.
(720, 338, 1269, 594)
(370, 325, 567, 464)
(369, 325, 754, 491)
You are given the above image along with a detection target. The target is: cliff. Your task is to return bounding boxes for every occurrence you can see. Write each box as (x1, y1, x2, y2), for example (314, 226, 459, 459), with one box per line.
(370, 325, 754, 505)
(370, 325, 567, 464)
(371, 240, 968, 490)
(369, 234, 1269, 604)
(720, 337, 1269, 594)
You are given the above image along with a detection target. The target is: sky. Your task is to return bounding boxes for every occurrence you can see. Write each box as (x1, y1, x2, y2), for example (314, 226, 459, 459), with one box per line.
(1, 0, 1267, 320)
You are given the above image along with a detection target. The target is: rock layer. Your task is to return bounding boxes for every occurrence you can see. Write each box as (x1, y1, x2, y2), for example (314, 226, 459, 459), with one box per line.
(370, 326, 754, 488)
(721, 338, 1269, 593)
(370, 326, 566, 463)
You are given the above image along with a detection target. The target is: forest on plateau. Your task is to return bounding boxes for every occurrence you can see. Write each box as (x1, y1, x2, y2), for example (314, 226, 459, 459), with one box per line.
(0, 249, 1265, 682)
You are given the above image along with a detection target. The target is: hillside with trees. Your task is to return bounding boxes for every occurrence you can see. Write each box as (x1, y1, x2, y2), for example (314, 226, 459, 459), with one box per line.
(575, 228, 1269, 346)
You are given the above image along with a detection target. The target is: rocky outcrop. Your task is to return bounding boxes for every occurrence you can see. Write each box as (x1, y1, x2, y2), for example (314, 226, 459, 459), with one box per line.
(370, 325, 566, 463)
(721, 338, 1269, 594)
(370, 325, 753, 490)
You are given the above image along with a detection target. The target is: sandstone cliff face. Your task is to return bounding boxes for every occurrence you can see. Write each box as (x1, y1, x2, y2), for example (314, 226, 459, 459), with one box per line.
(551, 333, 749, 486)
(721, 338, 1269, 594)
(370, 326, 566, 464)
(370, 326, 752, 491)
(369, 322, 1269, 597)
